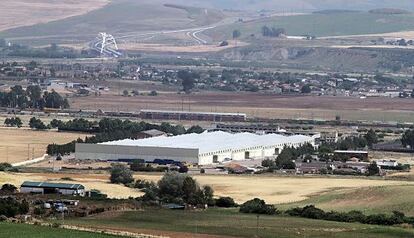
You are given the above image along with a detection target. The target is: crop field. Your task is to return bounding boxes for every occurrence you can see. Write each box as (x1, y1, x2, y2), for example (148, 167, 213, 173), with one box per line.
(63, 209, 414, 238)
(0, 0, 109, 32)
(279, 185, 414, 216)
(0, 128, 90, 164)
(0, 223, 124, 238)
(70, 93, 414, 122)
(132, 174, 414, 204)
(207, 11, 414, 40)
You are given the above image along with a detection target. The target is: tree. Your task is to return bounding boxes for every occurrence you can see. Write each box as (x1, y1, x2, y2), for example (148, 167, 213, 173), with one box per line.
(186, 125, 204, 134)
(178, 70, 199, 93)
(109, 164, 134, 184)
(43, 90, 69, 109)
(4, 117, 22, 128)
(301, 85, 312, 94)
(149, 90, 158, 96)
(122, 90, 129, 97)
(402, 130, 414, 149)
(215, 197, 237, 207)
(239, 198, 278, 215)
(368, 162, 380, 176)
(364, 129, 378, 148)
(29, 117, 48, 130)
(232, 30, 241, 40)
(0, 184, 17, 193)
(275, 147, 296, 169)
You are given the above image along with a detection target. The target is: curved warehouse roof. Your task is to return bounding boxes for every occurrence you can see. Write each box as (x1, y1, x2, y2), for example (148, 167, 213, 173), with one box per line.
(101, 131, 314, 154)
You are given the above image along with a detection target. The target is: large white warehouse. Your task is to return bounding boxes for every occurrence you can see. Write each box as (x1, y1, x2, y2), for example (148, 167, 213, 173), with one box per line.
(75, 131, 315, 165)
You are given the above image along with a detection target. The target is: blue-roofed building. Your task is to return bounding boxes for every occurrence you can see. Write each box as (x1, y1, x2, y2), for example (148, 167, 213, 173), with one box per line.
(20, 181, 86, 196)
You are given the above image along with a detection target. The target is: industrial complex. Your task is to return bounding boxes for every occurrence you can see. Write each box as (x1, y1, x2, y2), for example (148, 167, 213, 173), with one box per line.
(75, 131, 315, 165)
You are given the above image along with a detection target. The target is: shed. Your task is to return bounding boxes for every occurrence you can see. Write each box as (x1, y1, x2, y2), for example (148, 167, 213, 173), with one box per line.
(20, 181, 86, 196)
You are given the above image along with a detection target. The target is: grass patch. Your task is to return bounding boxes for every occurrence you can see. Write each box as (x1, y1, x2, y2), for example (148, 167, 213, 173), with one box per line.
(209, 12, 414, 39)
(64, 208, 414, 238)
(279, 185, 414, 216)
(0, 223, 123, 238)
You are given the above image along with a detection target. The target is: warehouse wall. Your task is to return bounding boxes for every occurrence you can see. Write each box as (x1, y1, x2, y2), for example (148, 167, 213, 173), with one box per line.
(76, 144, 199, 164)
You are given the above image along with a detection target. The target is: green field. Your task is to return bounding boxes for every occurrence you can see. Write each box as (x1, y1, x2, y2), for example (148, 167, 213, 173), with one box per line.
(278, 185, 414, 216)
(63, 208, 414, 238)
(209, 12, 414, 39)
(0, 223, 123, 238)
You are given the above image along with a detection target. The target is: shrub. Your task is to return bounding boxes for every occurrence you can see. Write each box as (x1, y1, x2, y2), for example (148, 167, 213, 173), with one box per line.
(1, 184, 17, 193)
(0, 163, 12, 171)
(215, 197, 237, 208)
(239, 198, 278, 215)
(110, 164, 134, 184)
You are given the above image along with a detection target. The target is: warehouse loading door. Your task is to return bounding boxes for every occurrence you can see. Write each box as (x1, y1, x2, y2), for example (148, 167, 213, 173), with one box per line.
(213, 155, 218, 163)
(245, 151, 250, 159)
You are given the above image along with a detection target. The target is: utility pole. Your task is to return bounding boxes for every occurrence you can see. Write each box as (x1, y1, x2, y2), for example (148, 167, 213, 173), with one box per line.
(256, 214, 260, 237)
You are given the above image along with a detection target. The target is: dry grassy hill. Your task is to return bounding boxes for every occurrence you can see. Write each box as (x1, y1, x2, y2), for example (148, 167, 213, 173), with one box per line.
(0, 0, 110, 31)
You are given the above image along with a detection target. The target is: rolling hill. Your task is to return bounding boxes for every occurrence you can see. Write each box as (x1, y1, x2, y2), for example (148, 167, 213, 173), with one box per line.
(0, 0, 225, 45)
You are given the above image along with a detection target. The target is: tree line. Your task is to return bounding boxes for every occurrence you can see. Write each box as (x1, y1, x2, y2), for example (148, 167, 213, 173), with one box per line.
(0, 85, 69, 109)
(46, 118, 204, 155)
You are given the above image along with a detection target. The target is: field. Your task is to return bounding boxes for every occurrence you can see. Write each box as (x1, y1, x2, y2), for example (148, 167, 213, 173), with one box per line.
(0, 128, 90, 164)
(0, 223, 123, 238)
(207, 11, 414, 41)
(0, 172, 142, 199)
(0, 0, 109, 31)
(70, 92, 414, 122)
(62, 208, 414, 238)
(132, 174, 414, 204)
(279, 185, 414, 216)
(2, 172, 413, 203)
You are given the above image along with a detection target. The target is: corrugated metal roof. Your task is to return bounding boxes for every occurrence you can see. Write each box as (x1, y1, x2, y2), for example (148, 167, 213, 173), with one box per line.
(101, 131, 314, 154)
(21, 181, 85, 190)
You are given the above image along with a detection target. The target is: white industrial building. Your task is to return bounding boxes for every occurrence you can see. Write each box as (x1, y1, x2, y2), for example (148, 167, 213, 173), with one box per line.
(76, 131, 315, 165)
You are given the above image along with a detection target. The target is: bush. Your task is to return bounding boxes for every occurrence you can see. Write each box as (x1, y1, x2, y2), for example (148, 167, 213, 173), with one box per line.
(1, 184, 17, 193)
(34, 207, 46, 216)
(0, 163, 12, 171)
(110, 164, 134, 184)
(215, 197, 237, 208)
(239, 198, 278, 215)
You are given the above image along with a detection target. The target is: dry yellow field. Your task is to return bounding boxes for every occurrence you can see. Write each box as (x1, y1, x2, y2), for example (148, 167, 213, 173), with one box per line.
(134, 174, 414, 204)
(0, 128, 90, 163)
(0, 172, 142, 199)
(1, 172, 413, 203)
(0, 0, 110, 31)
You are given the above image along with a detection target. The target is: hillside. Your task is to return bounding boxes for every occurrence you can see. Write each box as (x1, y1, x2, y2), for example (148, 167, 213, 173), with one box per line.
(0, 0, 225, 45)
(167, 0, 414, 12)
(207, 11, 414, 40)
(0, 0, 110, 31)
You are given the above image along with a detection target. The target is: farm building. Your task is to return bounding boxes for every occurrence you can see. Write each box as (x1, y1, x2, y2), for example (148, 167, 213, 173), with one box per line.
(140, 109, 247, 122)
(75, 131, 315, 165)
(20, 181, 86, 196)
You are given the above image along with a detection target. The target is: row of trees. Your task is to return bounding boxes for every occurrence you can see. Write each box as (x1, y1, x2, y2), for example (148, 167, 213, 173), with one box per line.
(46, 118, 204, 155)
(262, 143, 315, 170)
(0, 85, 69, 109)
(261, 26, 286, 37)
(4, 117, 22, 128)
(286, 205, 414, 226)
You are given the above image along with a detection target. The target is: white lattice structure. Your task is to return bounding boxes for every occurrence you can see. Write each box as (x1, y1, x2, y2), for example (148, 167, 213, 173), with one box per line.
(94, 32, 121, 57)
